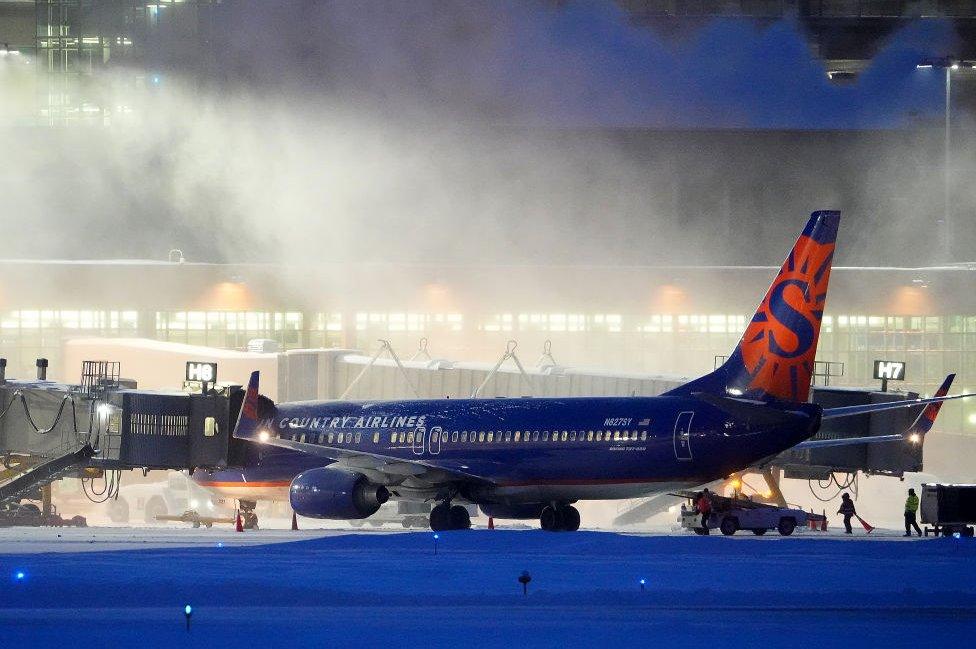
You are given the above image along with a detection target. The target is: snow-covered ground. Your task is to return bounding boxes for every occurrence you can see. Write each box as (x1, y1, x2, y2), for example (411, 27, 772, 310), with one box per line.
(1, 528, 974, 647)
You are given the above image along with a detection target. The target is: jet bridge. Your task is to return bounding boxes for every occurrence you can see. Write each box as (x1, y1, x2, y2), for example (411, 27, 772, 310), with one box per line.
(0, 359, 246, 507)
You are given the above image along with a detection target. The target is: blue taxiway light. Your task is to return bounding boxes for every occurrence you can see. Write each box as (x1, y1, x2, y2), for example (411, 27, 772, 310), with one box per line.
(185, 605, 192, 615)
(433, 534, 440, 540)
(15, 571, 25, 581)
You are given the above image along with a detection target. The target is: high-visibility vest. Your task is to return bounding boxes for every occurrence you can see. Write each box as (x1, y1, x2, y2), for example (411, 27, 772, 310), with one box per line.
(905, 495, 919, 513)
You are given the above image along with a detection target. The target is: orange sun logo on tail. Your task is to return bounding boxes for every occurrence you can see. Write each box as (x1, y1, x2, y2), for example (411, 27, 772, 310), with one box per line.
(736, 211, 839, 402)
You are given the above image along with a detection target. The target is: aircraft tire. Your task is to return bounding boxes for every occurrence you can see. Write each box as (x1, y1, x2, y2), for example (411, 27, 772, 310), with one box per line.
(449, 505, 471, 530)
(720, 517, 738, 536)
(144, 497, 167, 525)
(430, 504, 451, 531)
(107, 498, 129, 523)
(777, 517, 796, 536)
(560, 506, 581, 531)
(244, 512, 259, 530)
(540, 506, 562, 531)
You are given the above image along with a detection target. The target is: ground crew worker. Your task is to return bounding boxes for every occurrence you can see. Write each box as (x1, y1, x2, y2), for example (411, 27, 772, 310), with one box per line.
(904, 488, 922, 537)
(696, 488, 713, 534)
(838, 492, 856, 534)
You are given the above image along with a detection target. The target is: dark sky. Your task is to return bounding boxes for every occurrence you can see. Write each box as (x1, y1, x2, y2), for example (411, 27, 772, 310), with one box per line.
(203, 0, 960, 130)
(3, 1, 973, 266)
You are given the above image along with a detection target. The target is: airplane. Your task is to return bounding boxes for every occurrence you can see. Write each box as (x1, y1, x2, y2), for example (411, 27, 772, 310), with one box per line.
(224, 210, 974, 531)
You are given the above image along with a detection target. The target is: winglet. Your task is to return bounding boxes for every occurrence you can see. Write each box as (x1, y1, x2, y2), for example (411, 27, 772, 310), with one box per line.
(905, 373, 954, 443)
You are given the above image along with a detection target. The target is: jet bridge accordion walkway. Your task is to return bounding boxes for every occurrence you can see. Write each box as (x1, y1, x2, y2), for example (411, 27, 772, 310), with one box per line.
(0, 443, 94, 507)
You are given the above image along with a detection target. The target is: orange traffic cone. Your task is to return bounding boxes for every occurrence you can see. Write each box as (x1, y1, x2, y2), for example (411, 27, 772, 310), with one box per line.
(856, 515, 875, 534)
(235, 512, 244, 532)
(821, 510, 828, 532)
(291, 511, 299, 531)
(488, 516, 495, 530)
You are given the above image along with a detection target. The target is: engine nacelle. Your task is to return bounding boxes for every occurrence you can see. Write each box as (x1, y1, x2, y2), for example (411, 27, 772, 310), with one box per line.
(479, 503, 545, 520)
(289, 467, 389, 520)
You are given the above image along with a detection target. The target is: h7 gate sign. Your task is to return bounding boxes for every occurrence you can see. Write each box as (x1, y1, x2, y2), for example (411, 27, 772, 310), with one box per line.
(873, 360, 906, 381)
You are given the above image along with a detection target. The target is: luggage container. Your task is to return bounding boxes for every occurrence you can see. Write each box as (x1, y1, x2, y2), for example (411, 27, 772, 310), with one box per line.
(920, 483, 976, 537)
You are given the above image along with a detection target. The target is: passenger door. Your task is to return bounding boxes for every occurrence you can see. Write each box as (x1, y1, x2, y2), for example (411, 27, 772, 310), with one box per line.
(673, 411, 694, 461)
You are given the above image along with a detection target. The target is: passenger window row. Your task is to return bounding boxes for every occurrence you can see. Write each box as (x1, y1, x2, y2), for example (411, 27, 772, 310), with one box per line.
(388, 429, 648, 445)
(282, 426, 648, 448)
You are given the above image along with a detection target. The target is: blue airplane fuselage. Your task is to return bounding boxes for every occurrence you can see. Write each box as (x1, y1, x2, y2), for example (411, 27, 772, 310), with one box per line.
(230, 395, 820, 504)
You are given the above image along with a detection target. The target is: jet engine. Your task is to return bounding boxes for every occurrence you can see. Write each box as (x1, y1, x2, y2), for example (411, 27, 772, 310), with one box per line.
(289, 467, 390, 519)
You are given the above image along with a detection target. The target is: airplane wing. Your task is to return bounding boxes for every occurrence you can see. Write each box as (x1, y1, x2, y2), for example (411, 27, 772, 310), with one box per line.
(793, 434, 904, 450)
(251, 433, 496, 486)
(821, 376, 968, 420)
(795, 374, 956, 450)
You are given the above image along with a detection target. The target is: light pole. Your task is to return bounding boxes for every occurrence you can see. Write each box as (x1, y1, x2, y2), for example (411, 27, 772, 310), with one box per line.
(916, 57, 976, 262)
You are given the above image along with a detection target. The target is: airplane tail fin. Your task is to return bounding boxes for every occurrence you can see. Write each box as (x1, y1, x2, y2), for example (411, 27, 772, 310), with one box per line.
(233, 371, 274, 440)
(666, 210, 840, 403)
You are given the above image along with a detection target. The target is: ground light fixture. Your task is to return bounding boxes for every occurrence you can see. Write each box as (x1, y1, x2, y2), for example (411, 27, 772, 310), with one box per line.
(519, 570, 532, 595)
(433, 533, 439, 555)
(184, 604, 192, 631)
(640, 578, 646, 592)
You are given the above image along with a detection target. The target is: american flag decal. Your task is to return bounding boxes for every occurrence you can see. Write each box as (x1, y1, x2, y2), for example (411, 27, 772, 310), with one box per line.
(638, 418, 651, 426)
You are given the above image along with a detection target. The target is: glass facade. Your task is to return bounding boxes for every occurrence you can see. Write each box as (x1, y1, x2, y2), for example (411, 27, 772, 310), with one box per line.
(3, 306, 975, 432)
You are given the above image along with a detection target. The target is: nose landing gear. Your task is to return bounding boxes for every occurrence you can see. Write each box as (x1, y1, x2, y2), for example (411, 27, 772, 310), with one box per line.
(540, 504, 580, 531)
(238, 500, 259, 530)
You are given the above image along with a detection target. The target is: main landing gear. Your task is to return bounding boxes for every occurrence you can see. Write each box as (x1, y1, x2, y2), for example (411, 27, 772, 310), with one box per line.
(540, 505, 580, 532)
(429, 502, 471, 531)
